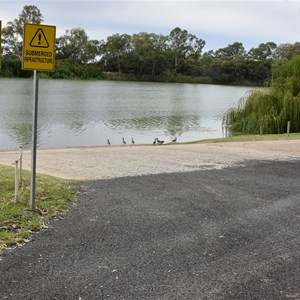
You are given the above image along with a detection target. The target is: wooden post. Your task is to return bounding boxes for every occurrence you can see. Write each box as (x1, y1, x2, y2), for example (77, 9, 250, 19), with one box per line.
(287, 120, 290, 136)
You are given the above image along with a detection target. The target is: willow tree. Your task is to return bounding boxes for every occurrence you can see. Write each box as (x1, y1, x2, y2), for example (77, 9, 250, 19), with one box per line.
(225, 55, 300, 135)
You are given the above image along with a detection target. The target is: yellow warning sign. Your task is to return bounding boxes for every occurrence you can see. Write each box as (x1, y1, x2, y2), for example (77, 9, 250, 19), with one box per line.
(22, 23, 56, 72)
(30, 28, 49, 48)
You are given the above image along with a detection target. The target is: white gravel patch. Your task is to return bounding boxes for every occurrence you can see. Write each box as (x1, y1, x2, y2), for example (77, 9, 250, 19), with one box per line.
(0, 140, 299, 180)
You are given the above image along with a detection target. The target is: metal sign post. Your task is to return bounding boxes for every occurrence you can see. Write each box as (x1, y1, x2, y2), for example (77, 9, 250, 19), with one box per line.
(22, 23, 56, 210)
(30, 70, 39, 210)
(0, 20, 2, 69)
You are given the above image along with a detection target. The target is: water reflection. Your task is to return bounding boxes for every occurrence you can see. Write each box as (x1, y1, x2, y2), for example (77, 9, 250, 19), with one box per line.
(107, 114, 203, 136)
(0, 79, 253, 149)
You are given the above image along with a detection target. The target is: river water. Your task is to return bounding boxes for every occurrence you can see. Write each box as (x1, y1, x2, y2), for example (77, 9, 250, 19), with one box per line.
(0, 78, 254, 150)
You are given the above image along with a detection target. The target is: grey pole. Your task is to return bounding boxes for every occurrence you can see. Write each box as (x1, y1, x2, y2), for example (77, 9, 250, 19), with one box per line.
(30, 70, 39, 210)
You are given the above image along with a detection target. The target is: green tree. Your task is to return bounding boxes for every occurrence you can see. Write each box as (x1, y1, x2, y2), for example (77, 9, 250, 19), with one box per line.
(245, 60, 272, 83)
(101, 33, 132, 73)
(130, 32, 169, 79)
(197, 51, 215, 77)
(56, 27, 101, 64)
(276, 42, 300, 60)
(2, 5, 43, 58)
(215, 42, 246, 59)
(150, 33, 169, 78)
(205, 43, 248, 84)
(248, 42, 278, 61)
(168, 27, 205, 75)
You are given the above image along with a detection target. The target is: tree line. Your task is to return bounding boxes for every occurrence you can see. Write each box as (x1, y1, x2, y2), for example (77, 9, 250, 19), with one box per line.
(1, 5, 300, 85)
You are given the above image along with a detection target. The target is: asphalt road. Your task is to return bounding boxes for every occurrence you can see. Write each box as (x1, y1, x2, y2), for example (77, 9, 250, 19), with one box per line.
(1, 159, 300, 300)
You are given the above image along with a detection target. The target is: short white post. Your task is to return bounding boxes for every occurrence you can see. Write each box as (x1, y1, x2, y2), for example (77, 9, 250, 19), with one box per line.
(19, 146, 23, 183)
(287, 120, 290, 136)
(15, 160, 19, 203)
(259, 119, 263, 136)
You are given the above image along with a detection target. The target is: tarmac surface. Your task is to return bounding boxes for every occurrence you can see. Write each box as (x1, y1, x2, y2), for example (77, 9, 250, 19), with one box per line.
(0, 141, 300, 299)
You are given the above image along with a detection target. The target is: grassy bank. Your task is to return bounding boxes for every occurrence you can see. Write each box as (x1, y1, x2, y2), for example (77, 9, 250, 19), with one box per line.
(169, 132, 300, 145)
(0, 164, 76, 254)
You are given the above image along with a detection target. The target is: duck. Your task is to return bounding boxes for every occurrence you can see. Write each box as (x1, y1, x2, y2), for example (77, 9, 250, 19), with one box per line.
(122, 137, 126, 145)
(157, 139, 164, 145)
(107, 139, 111, 146)
(131, 138, 135, 144)
(172, 137, 177, 142)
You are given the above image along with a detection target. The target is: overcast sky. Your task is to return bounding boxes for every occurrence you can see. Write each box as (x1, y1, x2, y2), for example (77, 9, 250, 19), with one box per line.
(1, 0, 300, 52)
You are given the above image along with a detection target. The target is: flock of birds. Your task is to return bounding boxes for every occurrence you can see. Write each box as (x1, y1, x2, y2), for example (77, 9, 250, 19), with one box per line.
(106, 137, 177, 146)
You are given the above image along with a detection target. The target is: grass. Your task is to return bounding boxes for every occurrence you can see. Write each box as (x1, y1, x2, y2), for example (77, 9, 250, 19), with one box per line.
(0, 164, 76, 254)
(167, 132, 300, 145)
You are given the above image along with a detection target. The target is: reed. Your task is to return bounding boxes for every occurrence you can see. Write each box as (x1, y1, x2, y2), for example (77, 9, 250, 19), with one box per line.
(225, 55, 300, 135)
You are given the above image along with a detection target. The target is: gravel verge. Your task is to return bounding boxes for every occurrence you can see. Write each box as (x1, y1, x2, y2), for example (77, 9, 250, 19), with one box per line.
(0, 140, 299, 180)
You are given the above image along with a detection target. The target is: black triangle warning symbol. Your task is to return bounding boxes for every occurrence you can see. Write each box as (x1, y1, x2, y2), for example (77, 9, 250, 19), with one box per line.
(30, 28, 49, 48)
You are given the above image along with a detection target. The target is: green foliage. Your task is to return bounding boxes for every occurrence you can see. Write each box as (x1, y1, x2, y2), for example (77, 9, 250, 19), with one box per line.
(0, 164, 76, 253)
(2, 5, 300, 84)
(50, 59, 103, 79)
(56, 27, 101, 64)
(225, 55, 300, 135)
(2, 5, 43, 58)
(248, 42, 278, 60)
(277, 43, 300, 60)
(215, 42, 246, 59)
(102, 72, 137, 81)
(101, 33, 132, 73)
(168, 27, 206, 75)
(0, 56, 32, 78)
